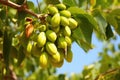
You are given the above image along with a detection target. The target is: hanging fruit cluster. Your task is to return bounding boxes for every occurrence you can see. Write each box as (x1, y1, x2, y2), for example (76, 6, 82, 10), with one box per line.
(22, 3, 78, 68)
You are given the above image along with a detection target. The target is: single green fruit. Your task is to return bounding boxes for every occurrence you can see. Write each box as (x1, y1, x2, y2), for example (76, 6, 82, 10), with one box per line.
(26, 41, 32, 53)
(60, 16, 69, 26)
(46, 30, 57, 42)
(39, 52, 48, 68)
(65, 48, 73, 63)
(38, 25, 46, 32)
(69, 18, 78, 29)
(32, 42, 41, 57)
(46, 42, 57, 55)
(56, 3, 66, 10)
(51, 13, 60, 27)
(65, 36, 72, 46)
(60, 10, 71, 18)
(37, 32, 46, 47)
(48, 5, 58, 15)
(63, 26, 71, 36)
(58, 37, 67, 49)
(51, 51, 61, 63)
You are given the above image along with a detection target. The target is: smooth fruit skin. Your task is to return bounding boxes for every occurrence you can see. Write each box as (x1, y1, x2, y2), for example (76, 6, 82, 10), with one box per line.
(39, 52, 48, 68)
(26, 41, 32, 53)
(69, 18, 78, 29)
(46, 42, 57, 55)
(65, 36, 72, 46)
(46, 30, 57, 42)
(32, 42, 41, 57)
(65, 48, 73, 63)
(58, 37, 67, 49)
(63, 26, 71, 36)
(60, 16, 69, 26)
(48, 5, 58, 15)
(51, 13, 60, 27)
(56, 3, 66, 10)
(37, 32, 46, 47)
(60, 10, 71, 18)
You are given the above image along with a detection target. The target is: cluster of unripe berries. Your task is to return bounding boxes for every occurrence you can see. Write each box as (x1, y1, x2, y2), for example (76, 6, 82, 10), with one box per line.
(25, 3, 78, 68)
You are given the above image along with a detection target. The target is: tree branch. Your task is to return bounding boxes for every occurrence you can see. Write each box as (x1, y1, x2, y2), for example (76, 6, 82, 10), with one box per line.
(0, 0, 48, 20)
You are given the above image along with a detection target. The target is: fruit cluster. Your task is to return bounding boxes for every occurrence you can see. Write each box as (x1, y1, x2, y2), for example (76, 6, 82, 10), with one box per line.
(25, 3, 78, 68)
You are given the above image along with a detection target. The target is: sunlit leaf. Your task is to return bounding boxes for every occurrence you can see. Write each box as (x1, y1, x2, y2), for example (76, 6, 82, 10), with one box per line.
(63, 0, 76, 6)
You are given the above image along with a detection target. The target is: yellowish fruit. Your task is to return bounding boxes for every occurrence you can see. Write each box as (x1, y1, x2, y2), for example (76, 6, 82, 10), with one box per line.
(51, 13, 60, 27)
(58, 37, 67, 49)
(65, 48, 73, 63)
(65, 36, 72, 46)
(69, 18, 78, 29)
(46, 30, 57, 42)
(26, 41, 32, 53)
(46, 42, 57, 55)
(63, 26, 71, 36)
(56, 3, 66, 10)
(37, 32, 46, 47)
(60, 10, 71, 18)
(39, 52, 48, 68)
(51, 59, 64, 68)
(48, 5, 58, 15)
(60, 16, 69, 26)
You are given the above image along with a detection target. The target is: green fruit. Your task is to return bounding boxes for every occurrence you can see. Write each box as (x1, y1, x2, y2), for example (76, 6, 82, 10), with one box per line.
(58, 49, 65, 61)
(69, 18, 78, 29)
(60, 10, 71, 18)
(60, 16, 69, 26)
(32, 42, 41, 57)
(51, 51, 61, 63)
(51, 13, 60, 27)
(38, 25, 46, 32)
(46, 42, 57, 55)
(46, 30, 57, 42)
(26, 41, 32, 53)
(48, 5, 58, 15)
(51, 59, 64, 68)
(37, 32, 46, 47)
(65, 48, 73, 63)
(56, 3, 66, 10)
(63, 26, 71, 36)
(65, 36, 72, 46)
(39, 52, 48, 68)
(58, 37, 67, 49)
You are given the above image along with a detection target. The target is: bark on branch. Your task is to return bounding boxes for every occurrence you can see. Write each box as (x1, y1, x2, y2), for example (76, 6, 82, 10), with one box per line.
(0, 0, 48, 19)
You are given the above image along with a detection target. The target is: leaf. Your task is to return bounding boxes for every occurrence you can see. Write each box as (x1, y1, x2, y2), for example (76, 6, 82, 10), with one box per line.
(68, 7, 85, 14)
(3, 30, 12, 68)
(44, 0, 60, 5)
(72, 14, 94, 52)
(107, 9, 120, 35)
(92, 9, 107, 39)
(27, 1, 35, 11)
(105, 23, 114, 40)
(17, 45, 25, 66)
(63, 0, 76, 6)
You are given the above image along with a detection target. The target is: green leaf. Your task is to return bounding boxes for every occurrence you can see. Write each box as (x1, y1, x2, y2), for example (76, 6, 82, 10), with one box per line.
(105, 23, 114, 40)
(92, 9, 107, 39)
(17, 45, 25, 66)
(68, 7, 85, 14)
(3, 30, 12, 69)
(72, 14, 93, 52)
(27, 1, 35, 11)
(63, 0, 76, 6)
(44, 0, 60, 5)
(106, 9, 120, 35)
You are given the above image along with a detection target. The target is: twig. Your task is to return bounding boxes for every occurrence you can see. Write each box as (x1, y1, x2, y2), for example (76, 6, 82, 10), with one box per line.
(36, 0, 41, 13)
(95, 68, 120, 80)
(0, 0, 48, 20)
